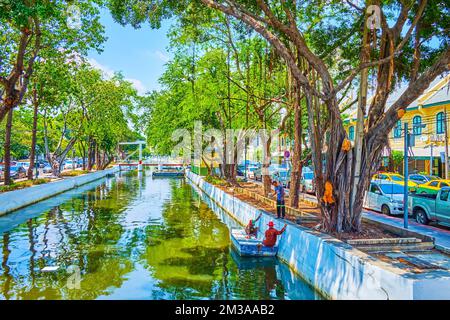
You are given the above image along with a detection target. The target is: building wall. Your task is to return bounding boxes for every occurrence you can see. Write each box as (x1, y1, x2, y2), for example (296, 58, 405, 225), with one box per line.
(345, 101, 450, 176)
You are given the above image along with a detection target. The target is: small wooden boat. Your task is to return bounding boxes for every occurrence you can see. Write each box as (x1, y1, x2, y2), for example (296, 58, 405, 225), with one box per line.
(152, 167, 184, 177)
(230, 229, 278, 257)
(152, 171, 184, 177)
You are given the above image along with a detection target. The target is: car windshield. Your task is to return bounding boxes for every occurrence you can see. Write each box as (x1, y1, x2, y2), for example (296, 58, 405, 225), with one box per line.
(427, 175, 441, 180)
(304, 173, 314, 180)
(10, 166, 18, 171)
(379, 184, 404, 194)
(390, 175, 404, 181)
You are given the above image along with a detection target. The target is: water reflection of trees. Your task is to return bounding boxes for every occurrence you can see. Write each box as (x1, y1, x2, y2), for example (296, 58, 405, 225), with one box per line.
(143, 180, 289, 300)
(0, 172, 142, 300)
(0, 172, 319, 300)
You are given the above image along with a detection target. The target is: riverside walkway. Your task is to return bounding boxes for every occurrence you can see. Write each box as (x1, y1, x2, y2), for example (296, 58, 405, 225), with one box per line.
(297, 191, 450, 252)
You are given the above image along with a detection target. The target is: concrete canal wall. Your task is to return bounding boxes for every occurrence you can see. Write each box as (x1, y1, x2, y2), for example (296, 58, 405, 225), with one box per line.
(0, 167, 119, 216)
(186, 171, 450, 300)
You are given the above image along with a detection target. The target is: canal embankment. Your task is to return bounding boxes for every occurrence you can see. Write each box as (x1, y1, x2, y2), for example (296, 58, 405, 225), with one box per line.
(186, 171, 450, 300)
(0, 167, 119, 216)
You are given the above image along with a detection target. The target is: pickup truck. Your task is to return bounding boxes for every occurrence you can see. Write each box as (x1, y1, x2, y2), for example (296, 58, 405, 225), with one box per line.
(408, 187, 450, 226)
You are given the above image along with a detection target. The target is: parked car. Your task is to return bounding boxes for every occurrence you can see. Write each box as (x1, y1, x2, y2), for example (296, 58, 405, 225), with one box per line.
(372, 172, 417, 189)
(39, 161, 49, 168)
(64, 160, 78, 170)
(412, 180, 450, 195)
(42, 164, 53, 173)
(408, 174, 441, 185)
(364, 181, 406, 216)
(409, 187, 450, 226)
(272, 169, 291, 188)
(16, 161, 30, 171)
(301, 171, 315, 194)
(9, 166, 27, 180)
(245, 165, 259, 179)
(253, 164, 283, 182)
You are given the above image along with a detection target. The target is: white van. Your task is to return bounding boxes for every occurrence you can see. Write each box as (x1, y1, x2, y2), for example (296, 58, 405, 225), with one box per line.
(364, 181, 405, 216)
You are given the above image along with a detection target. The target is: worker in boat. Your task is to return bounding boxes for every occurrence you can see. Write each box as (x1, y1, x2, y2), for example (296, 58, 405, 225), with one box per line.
(263, 221, 287, 247)
(245, 213, 262, 237)
(271, 180, 285, 219)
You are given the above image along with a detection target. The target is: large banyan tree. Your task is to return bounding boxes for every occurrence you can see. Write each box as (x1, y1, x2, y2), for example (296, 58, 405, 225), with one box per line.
(107, 0, 449, 233)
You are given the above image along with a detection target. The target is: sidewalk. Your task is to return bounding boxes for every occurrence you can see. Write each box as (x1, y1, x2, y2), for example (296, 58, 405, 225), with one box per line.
(267, 182, 450, 252)
(362, 210, 450, 253)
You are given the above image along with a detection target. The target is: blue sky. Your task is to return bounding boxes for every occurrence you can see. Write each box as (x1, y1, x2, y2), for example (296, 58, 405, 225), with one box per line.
(88, 10, 173, 95)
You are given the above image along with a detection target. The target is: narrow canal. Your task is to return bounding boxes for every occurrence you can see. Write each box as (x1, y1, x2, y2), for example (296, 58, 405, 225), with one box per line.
(0, 170, 322, 300)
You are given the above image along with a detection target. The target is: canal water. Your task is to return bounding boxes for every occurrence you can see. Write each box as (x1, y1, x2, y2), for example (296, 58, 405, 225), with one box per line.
(0, 170, 322, 300)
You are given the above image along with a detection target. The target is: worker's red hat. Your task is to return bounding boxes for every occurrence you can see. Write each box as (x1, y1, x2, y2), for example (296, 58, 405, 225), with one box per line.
(268, 221, 274, 227)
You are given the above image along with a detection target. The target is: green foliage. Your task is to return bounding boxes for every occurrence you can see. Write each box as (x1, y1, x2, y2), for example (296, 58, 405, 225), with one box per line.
(61, 170, 90, 177)
(0, 178, 50, 193)
(204, 174, 227, 186)
(392, 151, 404, 168)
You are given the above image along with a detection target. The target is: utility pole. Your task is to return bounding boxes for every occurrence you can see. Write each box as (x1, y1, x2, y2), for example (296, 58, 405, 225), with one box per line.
(430, 143, 434, 176)
(403, 123, 409, 229)
(444, 106, 449, 179)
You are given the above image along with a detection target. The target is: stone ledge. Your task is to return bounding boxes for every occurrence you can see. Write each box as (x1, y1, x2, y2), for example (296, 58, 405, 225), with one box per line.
(186, 170, 450, 300)
(347, 238, 421, 245)
(0, 167, 119, 216)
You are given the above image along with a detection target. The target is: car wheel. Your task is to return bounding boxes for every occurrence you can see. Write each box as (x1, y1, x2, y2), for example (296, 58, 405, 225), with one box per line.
(381, 204, 391, 216)
(415, 209, 429, 225)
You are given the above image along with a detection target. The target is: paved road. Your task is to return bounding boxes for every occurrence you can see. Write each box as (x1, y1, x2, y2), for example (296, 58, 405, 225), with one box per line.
(243, 176, 450, 252)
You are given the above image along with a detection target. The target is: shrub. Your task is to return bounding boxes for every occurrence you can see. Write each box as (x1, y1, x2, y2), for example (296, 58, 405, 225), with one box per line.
(204, 175, 228, 186)
(0, 178, 51, 193)
(61, 170, 89, 177)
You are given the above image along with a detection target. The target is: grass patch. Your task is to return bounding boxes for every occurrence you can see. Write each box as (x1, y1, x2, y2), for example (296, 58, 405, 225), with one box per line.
(204, 175, 228, 186)
(0, 178, 51, 193)
(61, 170, 90, 177)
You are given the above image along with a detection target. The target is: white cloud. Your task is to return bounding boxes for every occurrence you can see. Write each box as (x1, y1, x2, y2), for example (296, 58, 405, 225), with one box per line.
(87, 58, 115, 78)
(87, 58, 147, 95)
(154, 50, 170, 62)
(126, 78, 147, 95)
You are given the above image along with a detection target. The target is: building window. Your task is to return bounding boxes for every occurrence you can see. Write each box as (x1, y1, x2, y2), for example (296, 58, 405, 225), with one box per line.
(413, 116, 422, 135)
(437, 112, 445, 134)
(348, 126, 355, 140)
(393, 120, 402, 138)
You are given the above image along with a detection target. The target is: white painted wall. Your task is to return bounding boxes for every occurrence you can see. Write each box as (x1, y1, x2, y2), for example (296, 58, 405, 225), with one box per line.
(186, 171, 450, 300)
(0, 167, 119, 216)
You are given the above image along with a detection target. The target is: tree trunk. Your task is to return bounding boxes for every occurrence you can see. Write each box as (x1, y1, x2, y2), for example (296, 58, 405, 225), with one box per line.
(27, 92, 39, 180)
(262, 136, 272, 196)
(289, 96, 302, 207)
(95, 144, 101, 170)
(3, 109, 13, 185)
(87, 138, 95, 171)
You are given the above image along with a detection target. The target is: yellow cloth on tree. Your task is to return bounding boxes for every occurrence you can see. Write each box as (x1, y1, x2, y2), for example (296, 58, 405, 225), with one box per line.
(323, 181, 335, 204)
(341, 139, 352, 152)
(397, 109, 406, 118)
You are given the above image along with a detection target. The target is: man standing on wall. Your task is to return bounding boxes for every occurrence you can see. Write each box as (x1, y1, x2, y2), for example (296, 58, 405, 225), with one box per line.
(271, 181, 285, 219)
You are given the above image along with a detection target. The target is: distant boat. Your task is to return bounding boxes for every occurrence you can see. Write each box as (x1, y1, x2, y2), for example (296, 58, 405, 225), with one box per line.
(152, 166, 184, 177)
(230, 229, 278, 257)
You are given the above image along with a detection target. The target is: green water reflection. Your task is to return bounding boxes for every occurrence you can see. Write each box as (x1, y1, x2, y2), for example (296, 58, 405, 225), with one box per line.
(0, 171, 321, 300)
